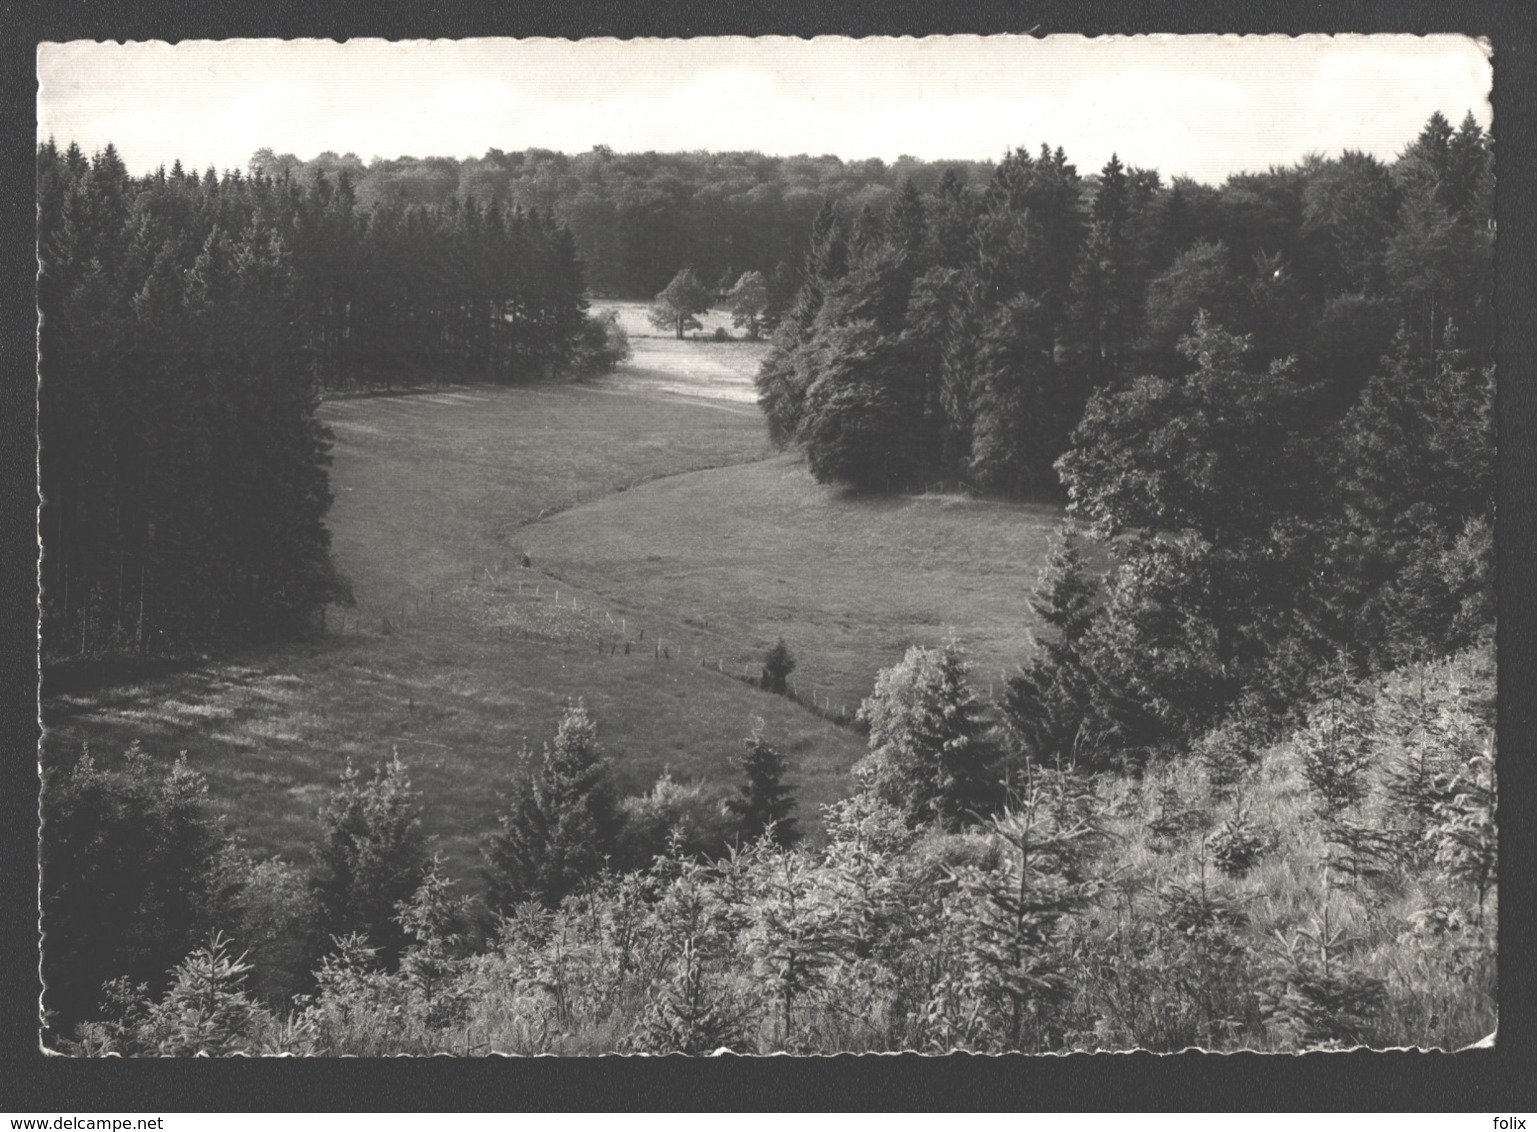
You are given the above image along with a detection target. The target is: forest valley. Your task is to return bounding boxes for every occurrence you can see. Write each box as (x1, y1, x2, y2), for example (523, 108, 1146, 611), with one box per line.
(37, 111, 1495, 1053)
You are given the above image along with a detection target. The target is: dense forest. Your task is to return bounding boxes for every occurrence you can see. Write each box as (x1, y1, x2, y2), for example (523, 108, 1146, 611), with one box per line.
(249, 145, 994, 299)
(38, 112, 1496, 1054)
(37, 141, 613, 660)
(757, 111, 1494, 498)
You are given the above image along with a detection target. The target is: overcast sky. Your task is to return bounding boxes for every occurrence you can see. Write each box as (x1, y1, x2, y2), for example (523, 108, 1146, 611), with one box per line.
(38, 36, 1492, 184)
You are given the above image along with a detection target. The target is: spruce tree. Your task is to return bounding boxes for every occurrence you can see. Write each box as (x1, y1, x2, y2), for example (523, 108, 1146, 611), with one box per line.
(855, 638, 1003, 830)
(1003, 527, 1102, 770)
(483, 702, 622, 911)
(724, 724, 800, 847)
(311, 753, 430, 966)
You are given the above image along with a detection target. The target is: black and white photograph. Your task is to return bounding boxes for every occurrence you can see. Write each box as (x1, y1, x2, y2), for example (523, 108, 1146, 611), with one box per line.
(33, 33, 1497, 1057)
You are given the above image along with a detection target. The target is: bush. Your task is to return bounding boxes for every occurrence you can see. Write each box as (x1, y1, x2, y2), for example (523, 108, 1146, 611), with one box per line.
(76, 932, 278, 1057)
(617, 770, 729, 867)
(574, 308, 631, 375)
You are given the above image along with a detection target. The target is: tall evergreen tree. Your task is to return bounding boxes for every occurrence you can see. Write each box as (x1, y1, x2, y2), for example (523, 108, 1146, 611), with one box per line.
(1003, 528, 1103, 770)
(724, 725, 800, 847)
(482, 703, 622, 911)
(311, 753, 430, 967)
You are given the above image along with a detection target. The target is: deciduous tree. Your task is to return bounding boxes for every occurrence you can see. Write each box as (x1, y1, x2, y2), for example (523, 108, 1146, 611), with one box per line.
(648, 267, 713, 339)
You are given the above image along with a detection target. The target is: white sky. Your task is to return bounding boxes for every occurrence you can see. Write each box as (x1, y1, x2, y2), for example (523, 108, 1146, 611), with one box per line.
(37, 36, 1492, 184)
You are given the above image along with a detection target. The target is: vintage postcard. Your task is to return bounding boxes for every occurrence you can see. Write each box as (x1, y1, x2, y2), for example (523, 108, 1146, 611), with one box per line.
(35, 34, 1495, 1058)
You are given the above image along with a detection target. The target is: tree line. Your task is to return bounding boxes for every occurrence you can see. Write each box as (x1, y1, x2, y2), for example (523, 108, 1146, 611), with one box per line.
(249, 145, 994, 299)
(38, 140, 609, 660)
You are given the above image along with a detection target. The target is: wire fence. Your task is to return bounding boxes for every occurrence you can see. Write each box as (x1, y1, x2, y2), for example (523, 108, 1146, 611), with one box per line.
(325, 554, 871, 730)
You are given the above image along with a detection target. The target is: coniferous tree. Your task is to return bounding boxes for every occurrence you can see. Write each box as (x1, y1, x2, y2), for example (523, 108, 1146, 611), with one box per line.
(724, 725, 800, 847)
(1003, 528, 1103, 770)
(855, 639, 1003, 831)
(886, 177, 928, 260)
(1335, 339, 1494, 663)
(757, 202, 850, 447)
(311, 753, 430, 966)
(41, 744, 229, 1035)
(759, 637, 796, 694)
(728, 270, 770, 339)
(948, 770, 1103, 1050)
(483, 703, 622, 911)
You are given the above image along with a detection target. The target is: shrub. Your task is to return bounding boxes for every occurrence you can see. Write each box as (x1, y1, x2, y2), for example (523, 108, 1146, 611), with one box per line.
(1431, 743, 1497, 923)
(222, 853, 320, 1008)
(617, 770, 728, 867)
(574, 308, 631, 375)
(76, 932, 277, 1056)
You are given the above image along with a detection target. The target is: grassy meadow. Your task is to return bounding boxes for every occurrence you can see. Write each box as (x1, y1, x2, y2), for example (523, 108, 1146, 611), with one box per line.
(526, 451, 1078, 715)
(42, 308, 1073, 883)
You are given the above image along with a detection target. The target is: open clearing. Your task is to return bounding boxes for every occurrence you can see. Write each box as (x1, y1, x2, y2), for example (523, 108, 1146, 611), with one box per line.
(592, 300, 765, 405)
(42, 307, 1069, 877)
(526, 452, 1070, 715)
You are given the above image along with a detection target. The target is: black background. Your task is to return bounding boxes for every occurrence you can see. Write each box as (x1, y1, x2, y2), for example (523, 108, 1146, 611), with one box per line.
(2, 0, 1532, 1112)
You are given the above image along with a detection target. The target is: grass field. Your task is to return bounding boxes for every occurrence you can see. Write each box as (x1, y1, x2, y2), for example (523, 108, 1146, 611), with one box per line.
(42, 306, 1072, 881)
(525, 451, 1075, 715)
(594, 300, 764, 405)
